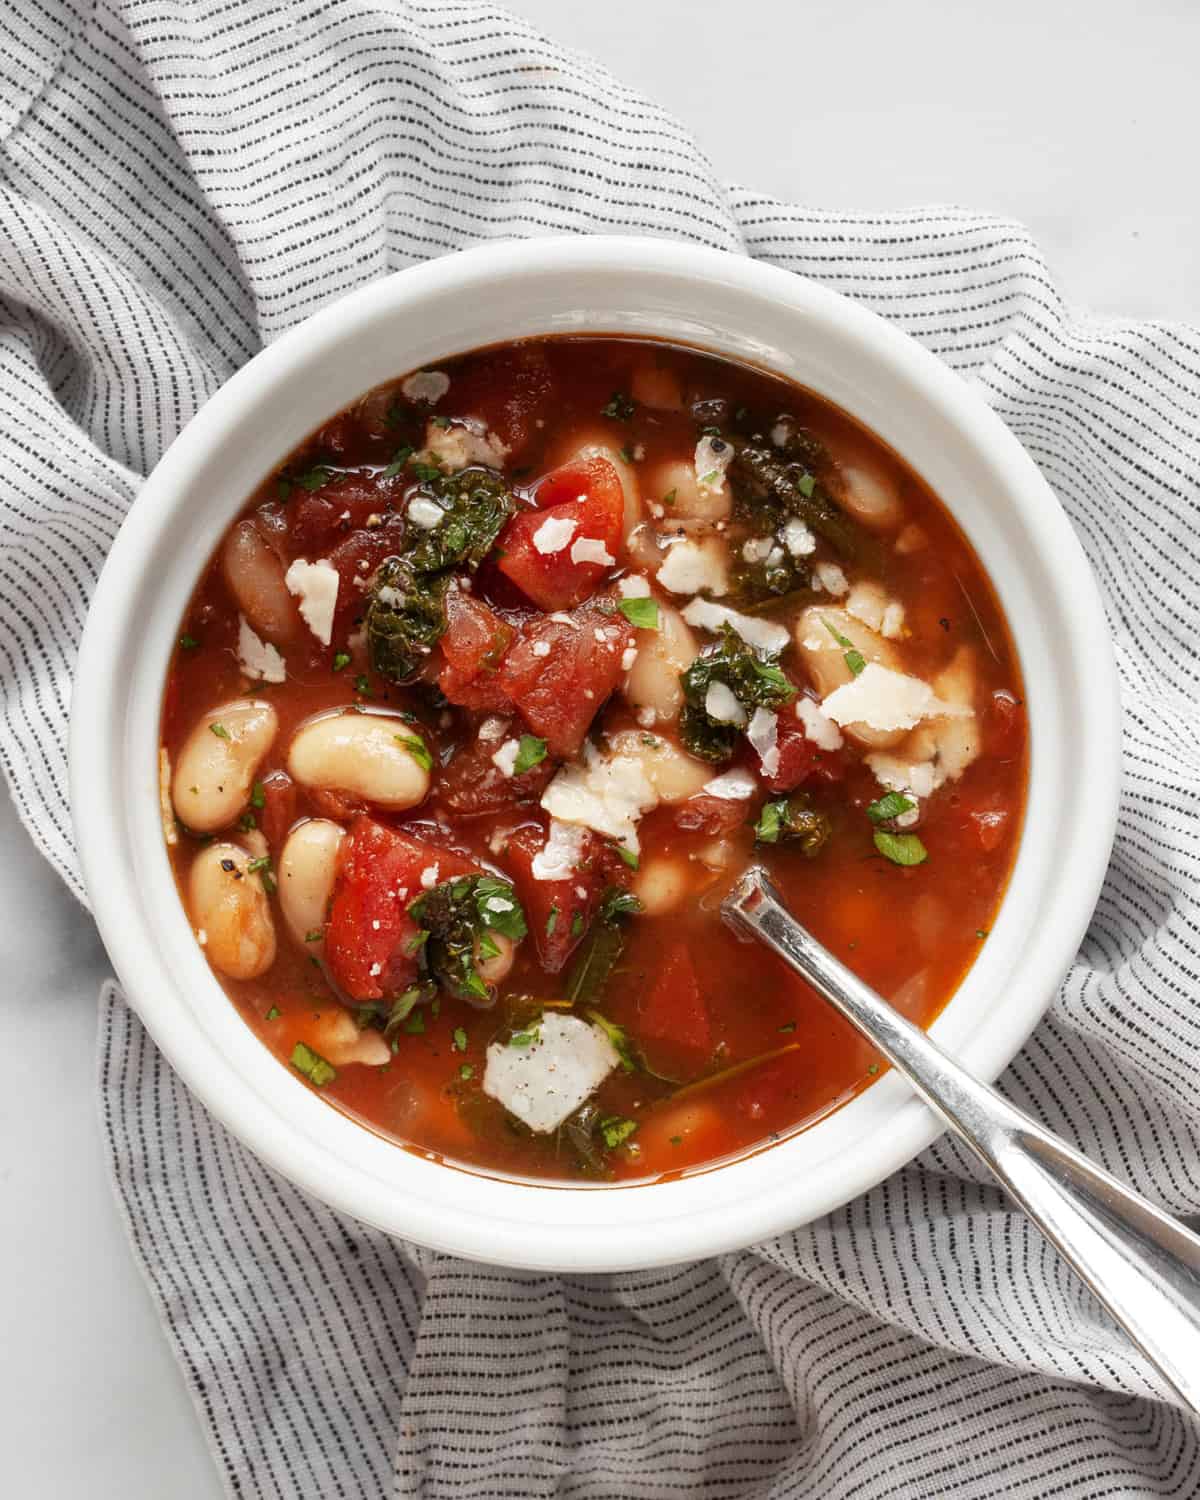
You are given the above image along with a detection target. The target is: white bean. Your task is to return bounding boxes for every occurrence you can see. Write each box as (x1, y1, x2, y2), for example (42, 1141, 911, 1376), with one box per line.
(645, 458, 730, 524)
(308, 1008, 391, 1068)
(172, 699, 279, 833)
(221, 520, 300, 644)
(189, 842, 277, 980)
(288, 712, 432, 810)
(278, 819, 345, 950)
(793, 605, 905, 749)
(558, 430, 642, 537)
(476, 931, 516, 986)
(633, 855, 691, 915)
(607, 729, 712, 802)
(836, 461, 904, 532)
(624, 602, 698, 723)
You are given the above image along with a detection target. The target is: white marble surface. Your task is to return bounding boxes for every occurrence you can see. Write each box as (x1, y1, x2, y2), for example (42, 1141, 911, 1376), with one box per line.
(4, 2, 1196, 1495)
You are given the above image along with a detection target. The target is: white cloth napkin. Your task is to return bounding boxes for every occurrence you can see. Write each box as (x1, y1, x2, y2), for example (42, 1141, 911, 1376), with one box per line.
(4, 2, 1200, 1495)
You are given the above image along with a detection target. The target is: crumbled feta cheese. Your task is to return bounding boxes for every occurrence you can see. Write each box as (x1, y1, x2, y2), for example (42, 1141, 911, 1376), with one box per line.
(477, 716, 508, 743)
(782, 516, 817, 557)
(196, 927, 207, 946)
(866, 751, 940, 801)
(419, 419, 508, 472)
(617, 574, 651, 598)
(742, 536, 776, 564)
(747, 707, 780, 777)
(159, 747, 177, 847)
(483, 1013, 619, 1133)
(656, 537, 728, 596)
(284, 557, 340, 646)
(484, 895, 514, 915)
(491, 739, 520, 777)
(401, 370, 450, 403)
(702, 767, 757, 800)
(635, 706, 657, 728)
(419, 863, 440, 890)
(375, 584, 406, 609)
(541, 749, 658, 851)
(533, 515, 577, 555)
(620, 645, 638, 671)
(704, 680, 747, 727)
(369, 962, 382, 977)
(236, 615, 287, 683)
(796, 696, 844, 751)
(814, 561, 849, 597)
(570, 536, 615, 566)
(680, 598, 790, 655)
(407, 496, 444, 529)
(632, 443, 646, 461)
(548, 611, 578, 628)
(822, 663, 973, 733)
(531, 819, 587, 881)
(531, 640, 551, 658)
(694, 434, 734, 493)
(881, 602, 906, 639)
(770, 421, 791, 448)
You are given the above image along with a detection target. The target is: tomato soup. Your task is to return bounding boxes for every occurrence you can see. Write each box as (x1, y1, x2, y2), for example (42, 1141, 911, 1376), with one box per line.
(161, 337, 1026, 1183)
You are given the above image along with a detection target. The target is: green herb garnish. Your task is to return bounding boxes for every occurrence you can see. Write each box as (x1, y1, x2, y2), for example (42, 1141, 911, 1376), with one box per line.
(332, 651, 351, 672)
(601, 391, 635, 421)
(867, 791, 916, 824)
(821, 615, 866, 677)
(409, 874, 527, 1002)
(382, 445, 414, 479)
(586, 1010, 637, 1073)
(266, 1005, 281, 1020)
(615, 845, 639, 871)
(754, 795, 832, 857)
(873, 830, 929, 867)
(599, 1117, 638, 1150)
(303, 929, 322, 943)
(459, 1063, 475, 1080)
(250, 781, 266, 809)
(208, 722, 231, 740)
(617, 596, 660, 630)
(509, 1029, 538, 1048)
(178, 633, 199, 650)
(678, 624, 795, 763)
(291, 1041, 336, 1088)
(513, 735, 547, 775)
(395, 733, 433, 771)
(452, 1027, 468, 1053)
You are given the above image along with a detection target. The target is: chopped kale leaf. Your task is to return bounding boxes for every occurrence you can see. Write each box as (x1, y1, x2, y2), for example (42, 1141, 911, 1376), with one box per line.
(678, 624, 795, 764)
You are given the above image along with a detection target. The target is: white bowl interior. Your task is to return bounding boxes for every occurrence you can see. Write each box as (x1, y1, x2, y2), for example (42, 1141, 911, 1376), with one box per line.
(71, 238, 1120, 1271)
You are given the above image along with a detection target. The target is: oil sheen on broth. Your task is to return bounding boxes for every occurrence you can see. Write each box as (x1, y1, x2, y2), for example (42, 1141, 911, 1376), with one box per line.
(161, 337, 1027, 1184)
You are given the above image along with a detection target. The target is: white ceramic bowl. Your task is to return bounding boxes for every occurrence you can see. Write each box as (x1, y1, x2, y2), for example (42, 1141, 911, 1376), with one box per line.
(70, 237, 1120, 1272)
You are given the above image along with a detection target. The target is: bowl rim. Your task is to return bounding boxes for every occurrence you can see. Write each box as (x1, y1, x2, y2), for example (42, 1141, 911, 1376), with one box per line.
(70, 235, 1120, 1271)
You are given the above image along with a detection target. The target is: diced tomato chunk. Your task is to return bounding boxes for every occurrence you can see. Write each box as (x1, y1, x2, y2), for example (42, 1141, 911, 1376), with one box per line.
(984, 689, 1025, 758)
(324, 817, 479, 1001)
(505, 822, 608, 974)
(258, 770, 296, 849)
(496, 458, 624, 610)
(434, 735, 554, 817)
(437, 591, 516, 710)
(443, 345, 553, 458)
(500, 600, 633, 757)
(674, 793, 750, 837)
(760, 718, 844, 793)
(635, 944, 713, 1079)
(288, 474, 396, 554)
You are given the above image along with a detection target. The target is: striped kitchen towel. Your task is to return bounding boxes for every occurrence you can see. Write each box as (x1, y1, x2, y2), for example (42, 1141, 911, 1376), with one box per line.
(4, 2, 1200, 1496)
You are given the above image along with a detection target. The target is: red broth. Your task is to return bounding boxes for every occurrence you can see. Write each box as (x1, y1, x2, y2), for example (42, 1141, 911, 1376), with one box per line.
(161, 337, 1025, 1184)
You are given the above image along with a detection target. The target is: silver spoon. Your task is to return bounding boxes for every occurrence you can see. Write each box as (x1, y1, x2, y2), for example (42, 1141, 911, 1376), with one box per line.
(722, 866, 1200, 1416)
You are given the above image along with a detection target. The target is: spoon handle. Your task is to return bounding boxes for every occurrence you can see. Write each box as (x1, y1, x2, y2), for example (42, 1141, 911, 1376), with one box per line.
(724, 866, 1200, 1415)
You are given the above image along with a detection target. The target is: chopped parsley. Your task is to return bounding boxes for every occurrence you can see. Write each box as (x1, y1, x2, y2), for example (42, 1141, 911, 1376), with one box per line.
(459, 1063, 475, 1080)
(618, 445, 635, 464)
(266, 1005, 281, 1021)
(452, 1027, 468, 1052)
(250, 781, 266, 809)
(291, 1041, 336, 1088)
(546, 906, 559, 937)
(600, 1117, 638, 1150)
(395, 733, 433, 771)
(570, 911, 585, 938)
(873, 830, 929, 867)
(778, 1020, 797, 1033)
(822, 616, 866, 676)
(615, 845, 639, 871)
(382, 445, 414, 479)
(513, 734, 547, 775)
(866, 791, 916, 824)
(662, 488, 676, 506)
(353, 674, 373, 697)
(332, 651, 351, 672)
(178, 633, 199, 650)
(237, 812, 257, 832)
(508, 1029, 538, 1048)
(208, 722, 231, 740)
(303, 929, 323, 943)
(617, 596, 660, 630)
